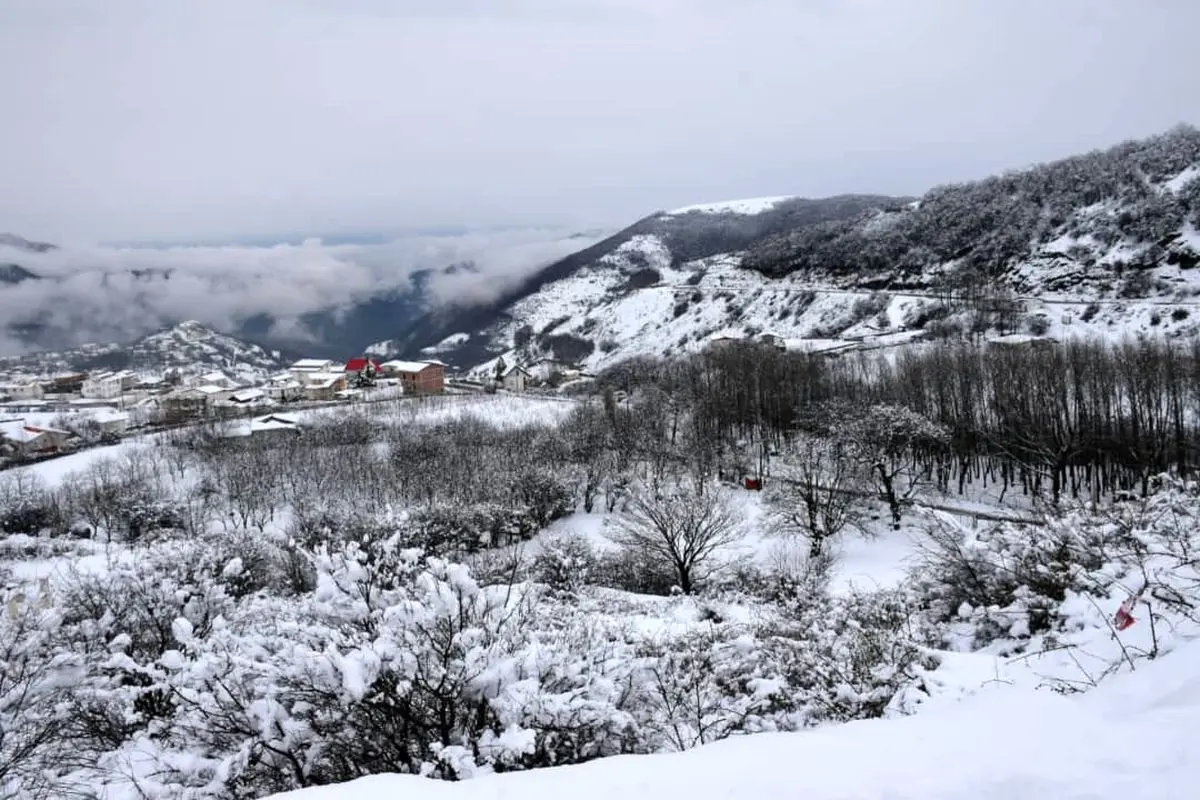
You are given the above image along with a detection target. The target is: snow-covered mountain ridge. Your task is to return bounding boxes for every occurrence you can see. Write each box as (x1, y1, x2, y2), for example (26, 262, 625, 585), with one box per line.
(385, 125, 1200, 375)
(0, 320, 286, 382)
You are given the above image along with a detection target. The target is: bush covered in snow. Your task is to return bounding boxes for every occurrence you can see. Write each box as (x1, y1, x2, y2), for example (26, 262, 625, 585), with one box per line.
(910, 476, 1200, 662)
(0, 519, 945, 797)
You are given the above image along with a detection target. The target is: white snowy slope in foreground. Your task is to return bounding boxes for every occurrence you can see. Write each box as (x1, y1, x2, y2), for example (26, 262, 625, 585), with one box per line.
(272, 641, 1200, 800)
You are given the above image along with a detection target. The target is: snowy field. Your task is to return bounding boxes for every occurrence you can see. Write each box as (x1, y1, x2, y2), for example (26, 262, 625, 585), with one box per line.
(299, 392, 578, 429)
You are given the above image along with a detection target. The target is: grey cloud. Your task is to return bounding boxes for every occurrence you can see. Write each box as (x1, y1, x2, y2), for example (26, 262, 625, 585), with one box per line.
(0, 0, 1198, 246)
(0, 228, 590, 355)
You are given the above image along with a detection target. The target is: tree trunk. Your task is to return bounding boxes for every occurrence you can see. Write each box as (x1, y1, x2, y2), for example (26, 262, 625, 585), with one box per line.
(876, 462, 901, 530)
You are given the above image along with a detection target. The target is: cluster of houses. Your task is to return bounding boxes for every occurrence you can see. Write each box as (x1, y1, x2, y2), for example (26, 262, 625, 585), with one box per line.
(1, 349, 602, 459)
(149, 357, 449, 421)
(0, 356, 452, 458)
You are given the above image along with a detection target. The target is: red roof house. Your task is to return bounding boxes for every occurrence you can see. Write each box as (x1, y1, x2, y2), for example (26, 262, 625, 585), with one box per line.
(344, 357, 382, 374)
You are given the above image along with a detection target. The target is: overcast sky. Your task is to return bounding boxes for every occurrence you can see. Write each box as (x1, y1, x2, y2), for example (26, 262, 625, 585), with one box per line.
(2, 0, 1199, 244)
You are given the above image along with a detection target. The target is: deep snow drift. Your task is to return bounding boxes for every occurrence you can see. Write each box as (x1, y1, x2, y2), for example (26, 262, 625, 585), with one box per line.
(269, 638, 1200, 799)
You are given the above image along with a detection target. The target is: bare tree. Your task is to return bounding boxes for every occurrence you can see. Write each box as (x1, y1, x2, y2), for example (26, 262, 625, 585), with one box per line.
(610, 480, 740, 594)
(767, 436, 868, 558)
(843, 405, 949, 529)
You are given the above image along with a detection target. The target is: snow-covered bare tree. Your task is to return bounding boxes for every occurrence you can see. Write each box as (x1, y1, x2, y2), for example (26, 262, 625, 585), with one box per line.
(843, 405, 949, 529)
(610, 480, 740, 594)
(768, 436, 868, 558)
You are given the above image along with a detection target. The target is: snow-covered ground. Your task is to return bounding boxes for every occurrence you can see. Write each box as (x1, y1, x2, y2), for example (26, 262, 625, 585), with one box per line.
(15, 440, 141, 486)
(268, 639, 1200, 799)
(4, 391, 1198, 799)
(300, 393, 578, 429)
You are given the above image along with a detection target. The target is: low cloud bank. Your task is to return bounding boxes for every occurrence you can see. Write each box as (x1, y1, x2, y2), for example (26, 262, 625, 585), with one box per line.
(0, 228, 595, 355)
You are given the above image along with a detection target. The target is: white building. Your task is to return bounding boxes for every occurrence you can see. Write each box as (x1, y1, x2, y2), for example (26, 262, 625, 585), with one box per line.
(228, 387, 269, 407)
(81, 370, 137, 399)
(265, 374, 305, 403)
(289, 359, 338, 383)
(191, 370, 236, 389)
(90, 409, 130, 436)
(194, 384, 234, 404)
(0, 382, 44, 401)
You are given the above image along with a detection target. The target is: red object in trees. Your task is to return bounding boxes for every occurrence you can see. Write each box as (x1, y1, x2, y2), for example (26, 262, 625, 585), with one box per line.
(744, 478, 762, 491)
(1113, 595, 1138, 631)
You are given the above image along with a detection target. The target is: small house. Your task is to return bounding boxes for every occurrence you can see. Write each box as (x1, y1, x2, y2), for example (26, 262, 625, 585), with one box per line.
(289, 359, 339, 383)
(706, 333, 744, 351)
(265, 375, 305, 403)
(0, 382, 44, 401)
(758, 332, 787, 350)
(81, 372, 124, 399)
(0, 419, 72, 457)
(193, 371, 236, 389)
(42, 373, 87, 395)
(228, 387, 269, 407)
(91, 410, 130, 436)
(501, 363, 532, 393)
(218, 413, 303, 440)
(250, 413, 301, 436)
(163, 388, 210, 422)
(303, 373, 347, 402)
(381, 360, 445, 394)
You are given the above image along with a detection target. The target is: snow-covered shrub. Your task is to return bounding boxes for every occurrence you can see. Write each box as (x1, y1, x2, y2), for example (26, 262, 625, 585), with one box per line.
(909, 512, 1114, 646)
(593, 546, 679, 596)
(530, 533, 601, 594)
(190, 529, 314, 598)
(120, 543, 548, 793)
(0, 472, 63, 537)
(508, 469, 574, 528)
(633, 627, 801, 750)
(58, 543, 238, 664)
(122, 498, 188, 543)
(0, 597, 84, 799)
(910, 477, 1200, 653)
(406, 503, 540, 556)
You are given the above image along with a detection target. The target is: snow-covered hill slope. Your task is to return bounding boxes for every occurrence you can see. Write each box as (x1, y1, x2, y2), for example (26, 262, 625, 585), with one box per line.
(390, 125, 1200, 375)
(268, 637, 1200, 800)
(373, 194, 906, 365)
(0, 320, 286, 382)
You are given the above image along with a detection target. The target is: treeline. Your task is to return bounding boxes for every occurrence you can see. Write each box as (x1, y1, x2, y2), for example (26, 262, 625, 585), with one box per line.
(743, 124, 1200, 279)
(598, 335, 1200, 504)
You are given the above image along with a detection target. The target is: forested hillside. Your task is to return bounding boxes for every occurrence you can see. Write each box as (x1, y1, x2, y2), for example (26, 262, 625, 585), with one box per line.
(743, 124, 1200, 281)
(393, 125, 1200, 372)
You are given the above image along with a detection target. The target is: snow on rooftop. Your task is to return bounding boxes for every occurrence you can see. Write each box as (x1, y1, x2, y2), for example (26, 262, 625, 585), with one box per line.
(664, 196, 794, 216)
(231, 388, 266, 402)
(382, 360, 438, 373)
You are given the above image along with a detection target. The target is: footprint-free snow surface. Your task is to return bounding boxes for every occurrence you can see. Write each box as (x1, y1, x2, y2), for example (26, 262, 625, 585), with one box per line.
(270, 639, 1200, 800)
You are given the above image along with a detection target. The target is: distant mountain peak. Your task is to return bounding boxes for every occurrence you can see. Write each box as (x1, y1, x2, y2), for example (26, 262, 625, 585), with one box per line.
(662, 195, 797, 217)
(0, 233, 57, 253)
(0, 263, 41, 285)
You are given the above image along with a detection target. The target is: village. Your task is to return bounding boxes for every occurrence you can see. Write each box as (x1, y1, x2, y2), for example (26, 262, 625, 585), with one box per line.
(0, 353, 588, 465)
